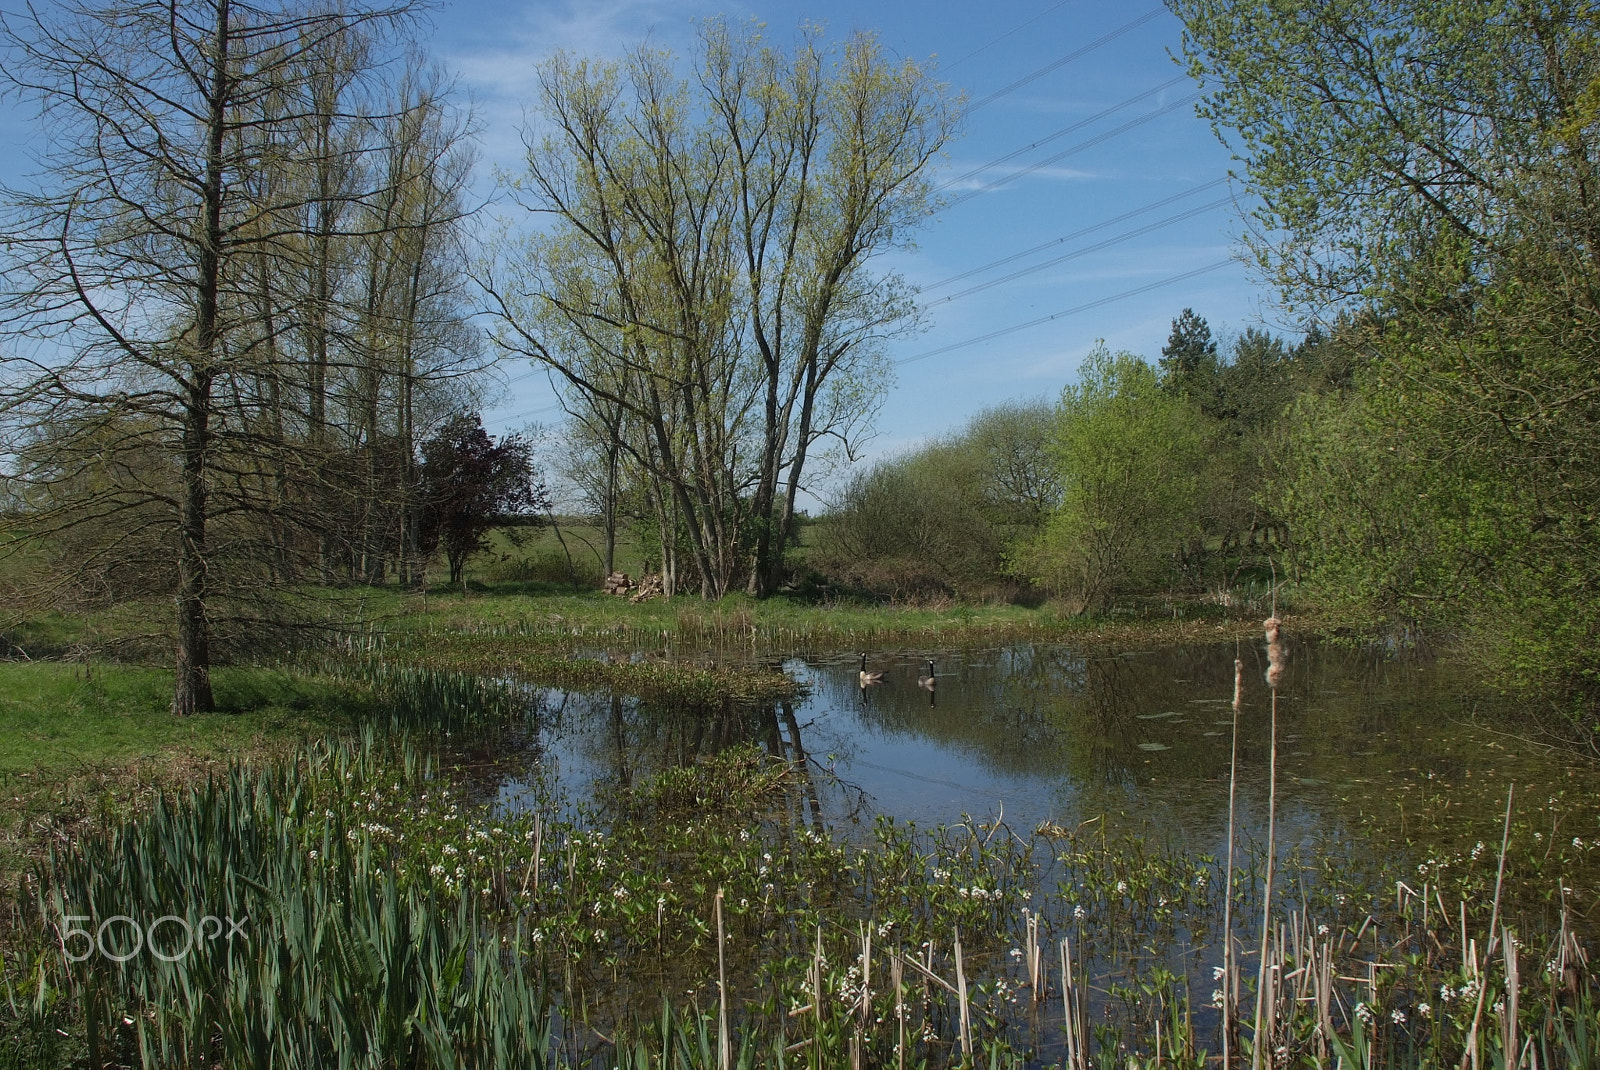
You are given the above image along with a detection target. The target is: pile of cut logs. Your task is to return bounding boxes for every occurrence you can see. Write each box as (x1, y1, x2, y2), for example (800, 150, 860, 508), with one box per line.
(629, 575, 664, 603)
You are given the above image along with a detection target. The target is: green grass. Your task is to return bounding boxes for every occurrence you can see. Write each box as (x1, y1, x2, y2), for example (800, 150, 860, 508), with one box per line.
(360, 585, 1268, 653)
(0, 664, 347, 775)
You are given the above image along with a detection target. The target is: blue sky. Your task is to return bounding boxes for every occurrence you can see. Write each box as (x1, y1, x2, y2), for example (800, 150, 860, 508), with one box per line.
(443, 0, 1283, 492)
(0, 0, 1285, 502)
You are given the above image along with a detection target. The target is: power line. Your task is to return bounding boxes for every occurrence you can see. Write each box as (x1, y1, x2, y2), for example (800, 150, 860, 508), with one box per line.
(966, 8, 1168, 114)
(947, 89, 1203, 208)
(921, 177, 1229, 292)
(926, 195, 1234, 306)
(894, 258, 1235, 367)
(489, 400, 565, 425)
(941, 0, 1075, 73)
(938, 75, 1188, 194)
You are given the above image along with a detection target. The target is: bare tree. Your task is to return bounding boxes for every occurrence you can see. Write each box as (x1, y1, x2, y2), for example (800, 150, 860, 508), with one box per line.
(0, 0, 463, 712)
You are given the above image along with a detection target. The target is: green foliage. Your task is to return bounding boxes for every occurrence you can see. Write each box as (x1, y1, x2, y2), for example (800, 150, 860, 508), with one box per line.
(12, 725, 1600, 1068)
(30, 738, 557, 1068)
(1159, 307, 1220, 400)
(811, 402, 1058, 601)
(1176, 0, 1600, 714)
(1024, 347, 1212, 611)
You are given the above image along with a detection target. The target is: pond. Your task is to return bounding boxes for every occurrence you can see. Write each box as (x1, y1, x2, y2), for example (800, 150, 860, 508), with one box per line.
(497, 637, 1596, 869)
(464, 635, 1600, 1064)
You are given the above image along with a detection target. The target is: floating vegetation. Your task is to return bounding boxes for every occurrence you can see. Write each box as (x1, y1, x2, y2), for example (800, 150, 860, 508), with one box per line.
(348, 635, 802, 708)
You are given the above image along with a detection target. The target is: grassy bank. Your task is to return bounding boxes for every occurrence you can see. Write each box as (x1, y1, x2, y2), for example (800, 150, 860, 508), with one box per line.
(366, 584, 1275, 650)
(0, 663, 363, 893)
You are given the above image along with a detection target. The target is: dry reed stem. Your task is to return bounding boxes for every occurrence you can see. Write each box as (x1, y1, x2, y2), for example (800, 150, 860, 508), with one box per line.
(1253, 636, 1282, 1070)
(715, 888, 730, 1070)
(1461, 785, 1516, 1070)
(1224, 654, 1243, 1068)
(954, 926, 972, 1061)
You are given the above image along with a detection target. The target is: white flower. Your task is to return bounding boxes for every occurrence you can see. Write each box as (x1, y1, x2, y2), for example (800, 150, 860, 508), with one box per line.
(1391, 1009, 1406, 1025)
(1354, 1002, 1374, 1025)
(1317, 924, 1330, 936)
(1213, 966, 1227, 981)
(1416, 1003, 1432, 1019)
(1073, 904, 1087, 921)
(1115, 880, 1128, 894)
(1211, 989, 1225, 1008)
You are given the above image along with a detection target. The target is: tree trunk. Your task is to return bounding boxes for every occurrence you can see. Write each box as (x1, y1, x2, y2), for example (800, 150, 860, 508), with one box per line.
(173, 375, 215, 716)
(174, 0, 230, 716)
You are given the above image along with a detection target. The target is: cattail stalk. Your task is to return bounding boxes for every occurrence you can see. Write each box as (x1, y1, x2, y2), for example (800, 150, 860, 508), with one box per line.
(1254, 617, 1286, 1070)
(1224, 651, 1243, 1068)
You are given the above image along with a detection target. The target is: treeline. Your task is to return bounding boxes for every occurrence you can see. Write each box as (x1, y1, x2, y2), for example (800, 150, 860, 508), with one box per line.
(0, 2, 957, 712)
(819, 0, 1600, 727)
(809, 311, 1357, 609)
(1170, 0, 1600, 721)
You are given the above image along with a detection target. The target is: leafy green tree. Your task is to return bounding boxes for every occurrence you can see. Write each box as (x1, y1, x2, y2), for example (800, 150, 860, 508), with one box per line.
(1024, 347, 1211, 612)
(812, 402, 1059, 600)
(1176, 0, 1600, 709)
(964, 402, 1063, 527)
(481, 21, 958, 599)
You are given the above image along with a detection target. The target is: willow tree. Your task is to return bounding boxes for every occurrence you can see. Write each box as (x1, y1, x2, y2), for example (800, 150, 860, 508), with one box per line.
(0, 0, 442, 713)
(482, 20, 958, 598)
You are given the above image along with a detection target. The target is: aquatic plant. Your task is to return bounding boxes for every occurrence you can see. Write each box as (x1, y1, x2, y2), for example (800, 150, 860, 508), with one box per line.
(5, 719, 1598, 1068)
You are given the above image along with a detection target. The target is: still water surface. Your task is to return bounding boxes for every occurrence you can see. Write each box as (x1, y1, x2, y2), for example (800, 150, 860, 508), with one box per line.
(495, 638, 1592, 863)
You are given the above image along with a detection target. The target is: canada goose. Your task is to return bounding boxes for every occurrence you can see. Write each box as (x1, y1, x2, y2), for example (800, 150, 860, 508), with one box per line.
(858, 652, 885, 687)
(918, 660, 937, 691)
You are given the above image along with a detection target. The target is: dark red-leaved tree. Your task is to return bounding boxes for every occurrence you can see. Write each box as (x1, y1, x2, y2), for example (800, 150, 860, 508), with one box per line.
(418, 414, 548, 589)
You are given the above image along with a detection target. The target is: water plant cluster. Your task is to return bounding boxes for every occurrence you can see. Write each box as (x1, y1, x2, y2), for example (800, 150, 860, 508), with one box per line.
(5, 715, 1599, 1069)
